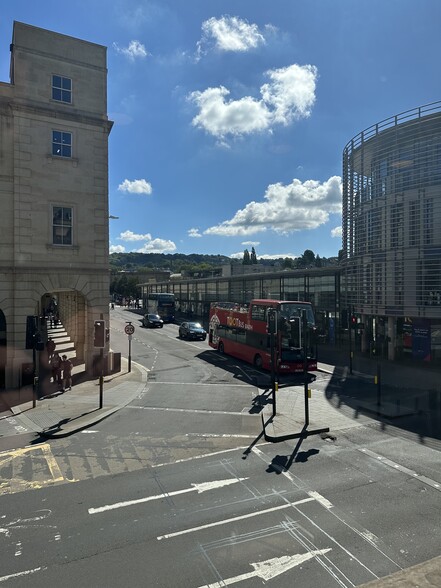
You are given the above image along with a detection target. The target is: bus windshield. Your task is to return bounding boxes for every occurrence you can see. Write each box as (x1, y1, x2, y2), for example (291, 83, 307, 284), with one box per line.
(279, 303, 315, 325)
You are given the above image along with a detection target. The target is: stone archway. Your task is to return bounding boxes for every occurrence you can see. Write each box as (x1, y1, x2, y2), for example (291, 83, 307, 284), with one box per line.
(41, 290, 87, 365)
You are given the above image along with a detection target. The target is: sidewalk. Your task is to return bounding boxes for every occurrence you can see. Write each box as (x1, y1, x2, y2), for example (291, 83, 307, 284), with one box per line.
(262, 350, 441, 445)
(358, 553, 441, 587)
(0, 358, 148, 439)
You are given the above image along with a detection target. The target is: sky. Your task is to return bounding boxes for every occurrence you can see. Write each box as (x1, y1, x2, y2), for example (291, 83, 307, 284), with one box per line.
(2, 1, 441, 261)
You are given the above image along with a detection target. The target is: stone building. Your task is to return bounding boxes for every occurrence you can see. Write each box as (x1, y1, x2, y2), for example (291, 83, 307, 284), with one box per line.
(0, 22, 113, 389)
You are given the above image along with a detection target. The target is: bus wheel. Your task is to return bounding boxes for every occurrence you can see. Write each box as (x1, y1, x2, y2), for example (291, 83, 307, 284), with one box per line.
(254, 354, 263, 369)
(218, 342, 224, 354)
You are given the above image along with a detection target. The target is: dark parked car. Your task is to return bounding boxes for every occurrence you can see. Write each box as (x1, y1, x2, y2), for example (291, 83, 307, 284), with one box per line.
(141, 313, 163, 328)
(179, 321, 207, 341)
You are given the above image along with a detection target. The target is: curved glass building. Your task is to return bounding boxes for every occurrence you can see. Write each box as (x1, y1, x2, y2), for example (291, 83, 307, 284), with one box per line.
(342, 101, 441, 359)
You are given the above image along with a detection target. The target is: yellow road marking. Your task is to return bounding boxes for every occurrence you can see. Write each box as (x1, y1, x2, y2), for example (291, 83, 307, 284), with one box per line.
(0, 444, 75, 495)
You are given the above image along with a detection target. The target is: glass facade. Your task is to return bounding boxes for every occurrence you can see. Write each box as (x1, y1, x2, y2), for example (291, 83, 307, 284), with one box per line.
(342, 101, 441, 320)
(142, 268, 340, 341)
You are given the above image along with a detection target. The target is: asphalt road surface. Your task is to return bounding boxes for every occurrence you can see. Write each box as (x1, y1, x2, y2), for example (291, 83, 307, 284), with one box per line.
(1, 307, 440, 586)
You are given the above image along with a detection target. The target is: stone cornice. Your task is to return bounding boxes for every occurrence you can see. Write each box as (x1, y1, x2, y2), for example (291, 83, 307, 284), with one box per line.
(9, 101, 113, 132)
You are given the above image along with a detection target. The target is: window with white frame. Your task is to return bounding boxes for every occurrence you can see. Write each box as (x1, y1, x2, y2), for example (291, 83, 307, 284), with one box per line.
(52, 130, 72, 158)
(52, 75, 72, 103)
(52, 206, 72, 245)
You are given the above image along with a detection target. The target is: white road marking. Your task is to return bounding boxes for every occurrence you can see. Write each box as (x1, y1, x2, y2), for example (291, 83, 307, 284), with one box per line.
(89, 477, 248, 514)
(197, 549, 332, 587)
(359, 448, 441, 491)
(154, 444, 272, 468)
(251, 446, 400, 570)
(157, 497, 314, 540)
(138, 381, 251, 387)
(126, 405, 256, 417)
(185, 433, 255, 439)
(308, 491, 333, 509)
(0, 567, 45, 582)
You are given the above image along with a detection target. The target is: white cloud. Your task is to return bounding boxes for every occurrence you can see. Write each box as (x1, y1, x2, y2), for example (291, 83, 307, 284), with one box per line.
(109, 244, 126, 253)
(118, 231, 152, 241)
(118, 179, 153, 195)
(188, 228, 202, 238)
(190, 86, 270, 138)
(331, 226, 342, 238)
(189, 63, 317, 139)
(113, 40, 149, 60)
(241, 241, 260, 246)
(204, 176, 342, 237)
(136, 238, 177, 253)
(261, 64, 317, 123)
(116, 230, 177, 253)
(198, 16, 266, 56)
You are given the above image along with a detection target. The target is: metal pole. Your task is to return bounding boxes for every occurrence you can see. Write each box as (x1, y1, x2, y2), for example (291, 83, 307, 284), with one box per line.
(270, 331, 277, 417)
(32, 344, 37, 408)
(128, 335, 132, 373)
(99, 348, 104, 409)
(99, 312, 104, 408)
(349, 306, 353, 375)
(303, 310, 309, 427)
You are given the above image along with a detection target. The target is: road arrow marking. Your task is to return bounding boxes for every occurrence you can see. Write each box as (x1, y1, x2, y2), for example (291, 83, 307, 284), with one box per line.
(197, 549, 332, 587)
(88, 477, 248, 514)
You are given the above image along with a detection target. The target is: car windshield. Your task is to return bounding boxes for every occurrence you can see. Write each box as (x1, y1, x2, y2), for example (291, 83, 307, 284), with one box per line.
(149, 314, 160, 319)
(189, 322, 203, 328)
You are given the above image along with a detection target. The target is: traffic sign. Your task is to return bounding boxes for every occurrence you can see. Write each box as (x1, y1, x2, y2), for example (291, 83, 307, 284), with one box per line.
(124, 324, 135, 335)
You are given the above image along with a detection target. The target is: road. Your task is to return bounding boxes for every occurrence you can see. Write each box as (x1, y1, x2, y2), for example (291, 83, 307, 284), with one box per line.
(1, 307, 440, 586)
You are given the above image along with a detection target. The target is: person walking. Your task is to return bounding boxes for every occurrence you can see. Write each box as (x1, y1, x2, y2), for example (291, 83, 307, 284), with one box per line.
(51, 352, 63, 390)
(46, 337, 56, 361)
(61, 355, 73, 391)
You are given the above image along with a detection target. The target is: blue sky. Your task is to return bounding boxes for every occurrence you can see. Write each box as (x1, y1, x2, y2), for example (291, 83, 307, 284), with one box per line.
(2, 1, 441, 260)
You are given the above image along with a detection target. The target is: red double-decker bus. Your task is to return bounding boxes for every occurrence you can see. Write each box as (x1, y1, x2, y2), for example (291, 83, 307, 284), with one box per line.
(208, 299, 317, 373)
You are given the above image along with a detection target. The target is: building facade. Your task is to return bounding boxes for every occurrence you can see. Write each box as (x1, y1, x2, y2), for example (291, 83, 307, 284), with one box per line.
(141, 267, 341, 341)
(143, 102, 441, 364)
(342, 101, 441, 360)
(0, 22, 113, 388)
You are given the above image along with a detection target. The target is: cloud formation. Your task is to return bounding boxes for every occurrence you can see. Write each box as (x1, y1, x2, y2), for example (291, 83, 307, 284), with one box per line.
(189, 63, 317, 139)
(188, 228, 202, 238)
(331, 226, 342, 238)
(118, 230, 152, 241)
(118, 179, 153, 195)
(113, 40, 149, 60)
(136, 238, 177, 253)
(204, 176, 342, 237)
(109, 244, 125, 253)
(198, 15, 266, 56)
(116, 230, 176, 253)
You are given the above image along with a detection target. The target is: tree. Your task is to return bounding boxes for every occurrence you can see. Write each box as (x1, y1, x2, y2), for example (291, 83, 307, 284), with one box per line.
(296, 249, 316, 268)
(243, 249, 251, 265)
(250, 247, 258, 264)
